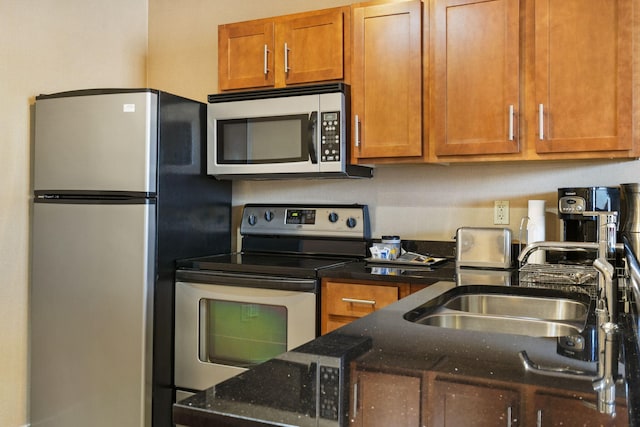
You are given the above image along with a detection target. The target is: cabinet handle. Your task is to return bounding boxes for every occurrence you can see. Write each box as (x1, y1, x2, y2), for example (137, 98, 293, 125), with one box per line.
(342, 297, 376, 305)
(508, 105, 515, 141)
(355, 114, 361, 147)
(538, 103, 545, 140)
(507, 406, 512, 427)
(352, 381, 359, 419)
(263, 44, 269, 76)
(537, 409, 542, 427)
(284, 42, 290, 73)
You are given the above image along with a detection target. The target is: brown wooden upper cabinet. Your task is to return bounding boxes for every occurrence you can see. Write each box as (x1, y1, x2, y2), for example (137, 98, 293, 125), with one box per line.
(432, 0, 638, 160)
(533, 0, 634, 156)
(351, 0, 424, 162)
(218, 7, 349, 91)
(432, 0, 520, 157)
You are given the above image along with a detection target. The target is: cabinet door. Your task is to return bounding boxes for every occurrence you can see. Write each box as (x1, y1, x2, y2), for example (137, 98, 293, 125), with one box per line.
(351, 370, 422, 427)
(534, 0, 633, 154)
(321, 281, 401, 334)
(218, 20, 275, 90)
(428, 378, 519, 427)
(278, 9, 345, 86)
(351, 0, 423, 160)
(534, 392, 628, 426)
(433, 0, 520, 156)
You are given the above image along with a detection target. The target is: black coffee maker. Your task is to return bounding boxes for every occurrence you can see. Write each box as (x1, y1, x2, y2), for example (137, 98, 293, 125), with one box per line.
(555, 187, 620, 361)
(558, 186, 620, 242)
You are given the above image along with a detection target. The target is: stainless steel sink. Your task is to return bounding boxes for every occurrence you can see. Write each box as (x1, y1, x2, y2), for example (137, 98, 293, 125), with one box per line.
(415, 313, 585, 337)
(404, 285, 592, 338)
(442, 293, 589, 320)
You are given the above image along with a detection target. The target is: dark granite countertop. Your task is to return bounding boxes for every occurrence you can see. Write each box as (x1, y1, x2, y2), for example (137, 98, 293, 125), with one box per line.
(174, 278, 639, 426)
(174, 238, 640, 426)
(318, 259, 457, 284)
(319, 259, 525, 288)
(326, 239, 458, 284)
(319, 239, 521, 285)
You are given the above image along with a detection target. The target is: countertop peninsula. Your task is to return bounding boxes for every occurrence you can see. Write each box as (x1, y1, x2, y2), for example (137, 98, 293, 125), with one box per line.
(174, 277, 639, 426)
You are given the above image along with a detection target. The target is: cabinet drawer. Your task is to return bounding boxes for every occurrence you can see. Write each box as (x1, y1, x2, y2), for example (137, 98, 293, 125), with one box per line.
(325, 282, 399, 318)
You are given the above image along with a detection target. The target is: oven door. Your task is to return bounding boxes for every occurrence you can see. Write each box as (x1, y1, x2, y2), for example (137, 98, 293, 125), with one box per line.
(175, 277, 317, 393)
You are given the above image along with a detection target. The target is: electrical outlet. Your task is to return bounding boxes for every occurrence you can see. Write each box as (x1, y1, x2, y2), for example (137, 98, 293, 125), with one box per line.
(494, 200, 510, 225)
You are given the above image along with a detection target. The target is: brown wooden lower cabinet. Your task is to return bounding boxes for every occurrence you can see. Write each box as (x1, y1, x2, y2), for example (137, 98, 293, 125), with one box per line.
(348, 366, 629, 427)
(350, 369, 422, 427)
(321, 278, 432, 334)
(321, 279, 412, 334)
(427, 376, 628, 427)
(529, 390, 628, 427)
(427, 376, 519, 427)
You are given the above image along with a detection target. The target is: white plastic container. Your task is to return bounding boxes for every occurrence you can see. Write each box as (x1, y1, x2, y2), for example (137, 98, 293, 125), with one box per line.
(381, 235, 402, 260)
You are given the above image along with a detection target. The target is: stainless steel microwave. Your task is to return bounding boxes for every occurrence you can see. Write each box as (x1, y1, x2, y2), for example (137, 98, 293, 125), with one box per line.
(207, 84, 372, 179)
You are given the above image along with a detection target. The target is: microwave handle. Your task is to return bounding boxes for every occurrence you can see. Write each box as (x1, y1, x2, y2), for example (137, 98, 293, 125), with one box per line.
(308, 111, 318, 164)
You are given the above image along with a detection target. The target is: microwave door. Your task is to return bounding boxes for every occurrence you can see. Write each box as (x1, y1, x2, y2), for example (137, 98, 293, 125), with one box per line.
(208, 96, 321, 177)
(214, 114, 317, 174)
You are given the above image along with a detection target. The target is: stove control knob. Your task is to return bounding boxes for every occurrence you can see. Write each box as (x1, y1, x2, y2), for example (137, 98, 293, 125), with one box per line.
(247, 214, 258, 226)
(346, 217, 357, 228)
(264, 210, 274, 222)
(328, 212, 339, 223)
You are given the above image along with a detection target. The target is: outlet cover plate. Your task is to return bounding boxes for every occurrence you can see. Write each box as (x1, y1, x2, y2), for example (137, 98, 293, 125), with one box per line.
(494, 200, 510, 225)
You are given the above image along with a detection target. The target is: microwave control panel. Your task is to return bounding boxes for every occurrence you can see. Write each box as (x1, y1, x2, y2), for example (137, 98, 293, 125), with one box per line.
(320, 111, 341, 162)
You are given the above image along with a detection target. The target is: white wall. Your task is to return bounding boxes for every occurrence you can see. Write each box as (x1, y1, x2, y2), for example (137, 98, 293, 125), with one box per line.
(0, 2, 147, 425)
(232, 160, 639, 242)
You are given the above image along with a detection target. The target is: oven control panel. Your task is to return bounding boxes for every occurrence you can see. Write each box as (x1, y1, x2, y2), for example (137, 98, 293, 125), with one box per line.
(240, 204, 370, 239)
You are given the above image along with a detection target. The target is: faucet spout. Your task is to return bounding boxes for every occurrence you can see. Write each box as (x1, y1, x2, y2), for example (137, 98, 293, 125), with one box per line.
(517, 241, 600, 266)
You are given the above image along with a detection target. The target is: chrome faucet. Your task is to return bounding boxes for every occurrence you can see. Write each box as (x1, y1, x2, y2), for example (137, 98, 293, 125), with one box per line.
(586, 211, 619, 324)
(517, 240, 601, 266)
(519, 211, 621, 416)
(518, 210, 622, 267)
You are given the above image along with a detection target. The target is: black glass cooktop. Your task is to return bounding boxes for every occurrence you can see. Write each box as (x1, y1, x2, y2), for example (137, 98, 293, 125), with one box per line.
(176, 252, 355, 278)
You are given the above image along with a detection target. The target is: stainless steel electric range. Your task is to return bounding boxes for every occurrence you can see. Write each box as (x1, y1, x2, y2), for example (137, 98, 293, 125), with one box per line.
(174, 204, 370, 402)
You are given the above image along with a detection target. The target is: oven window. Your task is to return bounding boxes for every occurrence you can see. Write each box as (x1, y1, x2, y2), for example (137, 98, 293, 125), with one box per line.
(216, 115, 310, 164)
(200, 299, 288, 368)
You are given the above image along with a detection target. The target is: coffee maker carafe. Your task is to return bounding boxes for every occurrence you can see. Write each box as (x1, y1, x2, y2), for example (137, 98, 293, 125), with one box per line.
(558, 187, 620, 242)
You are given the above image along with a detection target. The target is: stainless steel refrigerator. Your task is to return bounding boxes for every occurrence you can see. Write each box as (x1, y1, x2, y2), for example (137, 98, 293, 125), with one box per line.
(30, 89, 231, 427)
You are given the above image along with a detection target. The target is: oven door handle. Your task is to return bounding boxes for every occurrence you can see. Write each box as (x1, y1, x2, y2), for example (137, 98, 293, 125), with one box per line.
(176, 270, 318, 292)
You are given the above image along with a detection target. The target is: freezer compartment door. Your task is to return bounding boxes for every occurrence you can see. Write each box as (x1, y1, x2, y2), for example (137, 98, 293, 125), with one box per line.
(30, 201, 155, 427)
(34, 91, 157, 193)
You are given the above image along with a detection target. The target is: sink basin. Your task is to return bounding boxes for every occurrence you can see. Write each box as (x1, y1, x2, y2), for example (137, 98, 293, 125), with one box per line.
(415, 313, 585, 337)
(442, 293, 589, 320)
(404, 285, 591, 338)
